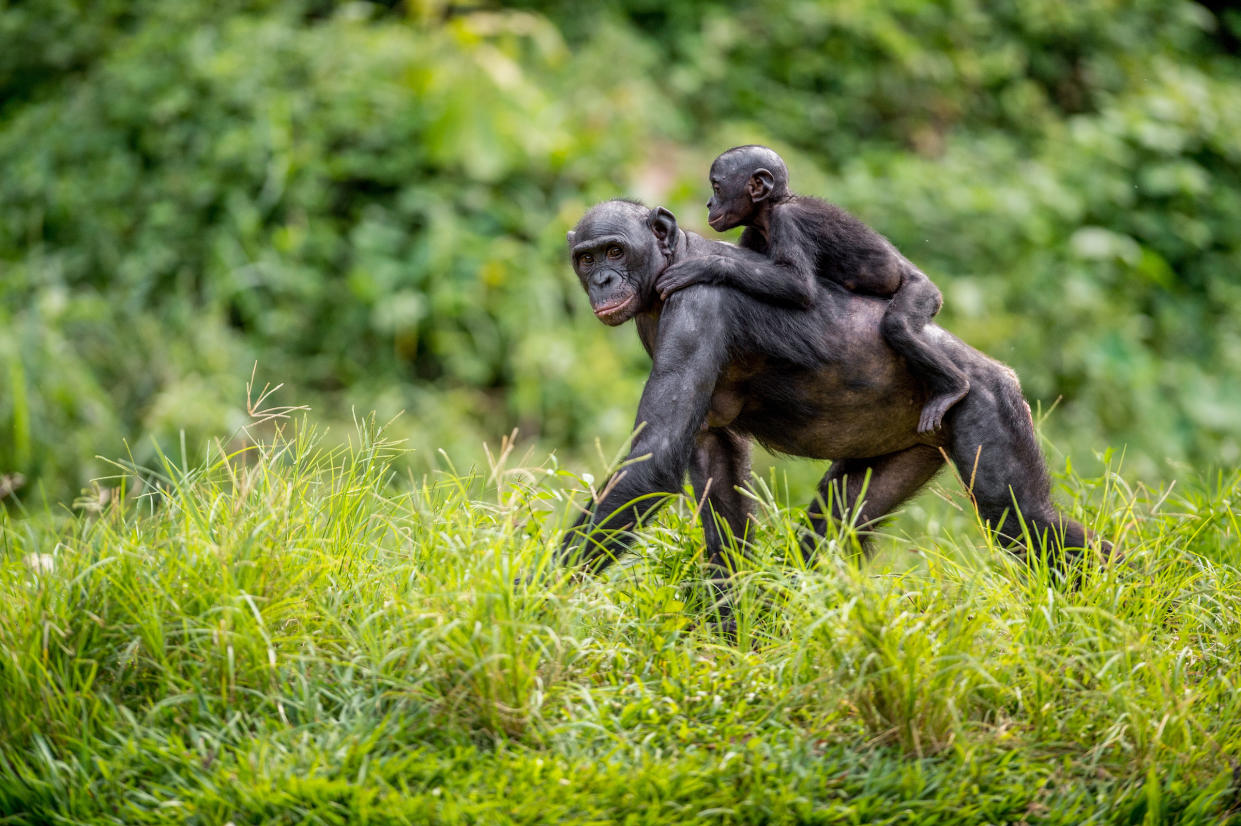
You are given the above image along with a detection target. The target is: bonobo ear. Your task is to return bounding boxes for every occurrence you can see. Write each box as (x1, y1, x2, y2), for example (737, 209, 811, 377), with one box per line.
(566, 229, 576, 247)
(748, 169, 776, 202)
(647, 206, 678, 258)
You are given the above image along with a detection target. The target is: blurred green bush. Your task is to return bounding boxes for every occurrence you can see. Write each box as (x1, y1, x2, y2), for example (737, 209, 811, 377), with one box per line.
(2, 0, 1239, 504)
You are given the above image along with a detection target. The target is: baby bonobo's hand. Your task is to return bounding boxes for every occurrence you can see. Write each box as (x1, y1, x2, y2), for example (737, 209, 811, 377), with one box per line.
(656, 260, 714, 300)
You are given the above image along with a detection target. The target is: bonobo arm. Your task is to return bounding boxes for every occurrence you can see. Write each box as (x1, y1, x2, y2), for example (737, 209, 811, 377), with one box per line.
(559, 288, 732, 570)
(656, 226, 816, 308)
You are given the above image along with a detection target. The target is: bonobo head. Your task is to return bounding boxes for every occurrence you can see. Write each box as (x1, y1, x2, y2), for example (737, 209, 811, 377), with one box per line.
(566, 199, 680, 326)
(706, 145, 791, 232)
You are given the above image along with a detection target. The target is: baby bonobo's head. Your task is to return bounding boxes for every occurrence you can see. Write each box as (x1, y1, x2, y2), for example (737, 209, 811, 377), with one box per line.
(706, 145, 791, 232)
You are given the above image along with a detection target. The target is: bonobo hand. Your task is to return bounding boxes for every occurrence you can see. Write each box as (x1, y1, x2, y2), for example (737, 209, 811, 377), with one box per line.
(657, 259, 715, 300)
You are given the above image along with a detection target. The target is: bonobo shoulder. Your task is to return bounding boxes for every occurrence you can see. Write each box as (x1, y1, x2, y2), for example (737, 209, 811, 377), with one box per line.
(659, 284, 734, 346)
(662, 282, 731, 320)
(653, 285, 732, 365)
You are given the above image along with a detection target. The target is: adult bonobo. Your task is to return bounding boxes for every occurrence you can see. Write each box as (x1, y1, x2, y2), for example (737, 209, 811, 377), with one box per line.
(561, 198, 1105, 594)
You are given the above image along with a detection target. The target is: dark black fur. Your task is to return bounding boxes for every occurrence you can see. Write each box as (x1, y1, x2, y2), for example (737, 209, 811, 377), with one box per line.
(562, 200, 1107, 613)
(656, 145, 970, 434)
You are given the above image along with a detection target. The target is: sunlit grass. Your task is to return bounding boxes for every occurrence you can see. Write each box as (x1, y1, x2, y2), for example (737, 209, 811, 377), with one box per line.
(1, 415, 1239, 824)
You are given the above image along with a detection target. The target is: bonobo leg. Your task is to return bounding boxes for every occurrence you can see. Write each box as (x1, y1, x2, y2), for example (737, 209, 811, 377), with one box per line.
(944, 375, 1104, 569)
(881, 266, 970, 433)
(689, 428, 754, 622)
(801, 445, 945, 561)
(557, 449, 687, 575)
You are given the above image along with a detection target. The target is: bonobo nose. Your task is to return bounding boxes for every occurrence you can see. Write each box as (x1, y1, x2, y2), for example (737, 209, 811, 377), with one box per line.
(590, 270, 619, 290)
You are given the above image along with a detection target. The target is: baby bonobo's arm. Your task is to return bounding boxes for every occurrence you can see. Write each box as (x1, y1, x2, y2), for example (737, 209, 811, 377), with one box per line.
(654, 210, 817, 309)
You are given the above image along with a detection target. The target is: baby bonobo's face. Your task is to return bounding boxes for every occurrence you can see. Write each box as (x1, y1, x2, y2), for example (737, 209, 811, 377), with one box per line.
(706, 155, 756, 232)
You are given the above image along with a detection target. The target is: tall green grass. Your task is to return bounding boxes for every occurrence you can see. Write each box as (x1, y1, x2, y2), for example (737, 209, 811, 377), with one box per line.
(1, 415, 1239, 824)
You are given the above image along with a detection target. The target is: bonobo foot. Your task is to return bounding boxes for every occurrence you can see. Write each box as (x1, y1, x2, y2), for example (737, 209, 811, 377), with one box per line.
(680, 603, 738, 643)
(710, 615, 739, 644)
(917, 382, 970, 433)
(799, 527, 874, 567)
(1061, 537, 1123, 589)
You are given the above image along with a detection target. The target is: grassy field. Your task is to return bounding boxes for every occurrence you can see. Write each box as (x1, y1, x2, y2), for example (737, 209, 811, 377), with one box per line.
(2, 414, 1240, 825)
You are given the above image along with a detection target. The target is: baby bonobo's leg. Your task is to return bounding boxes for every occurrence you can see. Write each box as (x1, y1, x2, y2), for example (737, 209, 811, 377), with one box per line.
(880, 265, 970, 433)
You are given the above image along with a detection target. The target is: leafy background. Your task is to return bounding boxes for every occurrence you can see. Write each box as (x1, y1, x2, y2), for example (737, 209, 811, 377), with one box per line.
(3, 0, 1240, 506)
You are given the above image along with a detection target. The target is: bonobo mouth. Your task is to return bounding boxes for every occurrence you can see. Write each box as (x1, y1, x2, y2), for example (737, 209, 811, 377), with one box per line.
(707, 213, 730, 231)
(593, 295, 636, 325)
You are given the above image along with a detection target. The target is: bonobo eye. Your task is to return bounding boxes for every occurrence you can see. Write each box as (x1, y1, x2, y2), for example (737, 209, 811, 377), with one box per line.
(578, 253, 594, 266)
(606, 245, 623, 259)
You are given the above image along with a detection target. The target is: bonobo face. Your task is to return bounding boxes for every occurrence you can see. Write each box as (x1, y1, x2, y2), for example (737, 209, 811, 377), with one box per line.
(567, 201, 675, 326)
(706, 155, 755, 232)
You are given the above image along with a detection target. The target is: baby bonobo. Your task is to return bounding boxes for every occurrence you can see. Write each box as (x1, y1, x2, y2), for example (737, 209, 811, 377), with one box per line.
(657, 145, 969, 433)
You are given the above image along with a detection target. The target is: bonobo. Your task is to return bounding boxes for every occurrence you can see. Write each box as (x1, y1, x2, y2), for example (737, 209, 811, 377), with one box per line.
(656, 145, 969, 434)
(561, 199, 1107, 606)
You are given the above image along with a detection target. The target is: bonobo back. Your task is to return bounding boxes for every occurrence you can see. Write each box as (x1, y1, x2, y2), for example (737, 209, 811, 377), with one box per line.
(764, 196, 904, 296)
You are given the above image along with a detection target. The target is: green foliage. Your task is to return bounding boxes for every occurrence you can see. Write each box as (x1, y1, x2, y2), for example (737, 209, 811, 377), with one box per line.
(0, 2, 667, 502)
(537, 0, 1241, 476)
(2, 0, 1241, 502)
(609, 0, 1217, 159)
(2, 423, 1240, 822)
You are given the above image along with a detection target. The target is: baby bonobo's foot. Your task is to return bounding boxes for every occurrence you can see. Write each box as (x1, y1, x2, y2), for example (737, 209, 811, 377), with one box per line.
(917, 384, 969, 433)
